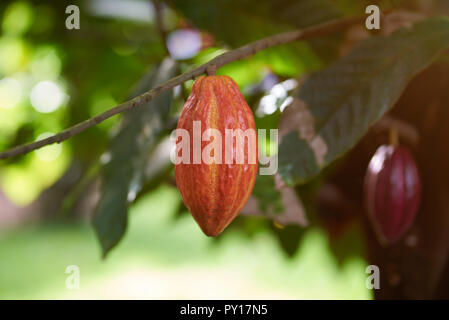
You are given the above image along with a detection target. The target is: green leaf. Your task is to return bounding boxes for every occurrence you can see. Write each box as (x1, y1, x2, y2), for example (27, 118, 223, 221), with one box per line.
(279, 18, 449, 185)
(279, 132, 319, 184)
(170, 0, 340, 75)
(252, 175, 283, 214)
(93, 58, 178, 258)
(170, 0, 339, 44)
(242, 174, 308, 227)
(273, 225, 306, 257)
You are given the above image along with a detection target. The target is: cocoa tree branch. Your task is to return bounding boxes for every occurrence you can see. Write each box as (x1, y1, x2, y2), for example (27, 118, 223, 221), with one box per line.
(0, 15, 363, 160)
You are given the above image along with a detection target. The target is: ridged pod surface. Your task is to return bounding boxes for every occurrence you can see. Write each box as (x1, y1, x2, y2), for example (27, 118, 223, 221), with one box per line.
(175, 76, 258, 236)
(364, 145, 421, 245)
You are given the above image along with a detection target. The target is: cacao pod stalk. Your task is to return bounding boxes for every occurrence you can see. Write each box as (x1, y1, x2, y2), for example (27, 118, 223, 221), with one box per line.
(175, 75, 258, 236)
(364, 145, 422, 245)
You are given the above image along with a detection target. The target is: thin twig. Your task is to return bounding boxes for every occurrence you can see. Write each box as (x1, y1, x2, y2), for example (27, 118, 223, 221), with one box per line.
(374, 115, 420, 146)
(0, 15, 364, 160)
(152, 0, 170, 55)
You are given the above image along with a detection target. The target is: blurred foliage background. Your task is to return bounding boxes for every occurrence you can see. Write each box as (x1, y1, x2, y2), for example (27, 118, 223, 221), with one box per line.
(0, 0, 449, 299)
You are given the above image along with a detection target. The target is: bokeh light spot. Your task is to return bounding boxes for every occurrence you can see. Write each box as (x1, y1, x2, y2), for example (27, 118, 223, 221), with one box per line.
(30, 81, 66, 113)
(259, 95, 277, 115)
(30, 46, 62, 80)
(0, 37, 28, 75)
(2, 1, 33, 35)
(0, 77, 22, 109)
(167, 29, 202, 60)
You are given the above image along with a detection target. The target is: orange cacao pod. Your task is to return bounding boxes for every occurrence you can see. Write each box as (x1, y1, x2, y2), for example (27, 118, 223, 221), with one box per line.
(364, 145, 421, 245)
(175, 75, 258, 236)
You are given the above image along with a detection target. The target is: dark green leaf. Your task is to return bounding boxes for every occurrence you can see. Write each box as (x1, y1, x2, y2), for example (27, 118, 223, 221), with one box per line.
(279, 132, 319, 185)
(273, 225, 306, 257)
(242, 174, 308, 227)
(93, 58, 178, 258)
(170, 0, 339, 44)
(170, 0, 341, 75)
(279, 18, 449, 185)
(252, 175, 283, 214)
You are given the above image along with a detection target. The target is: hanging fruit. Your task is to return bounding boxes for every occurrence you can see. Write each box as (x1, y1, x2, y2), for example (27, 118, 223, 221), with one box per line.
(364, 144, 422, 245)
(175, 75, 258, 236)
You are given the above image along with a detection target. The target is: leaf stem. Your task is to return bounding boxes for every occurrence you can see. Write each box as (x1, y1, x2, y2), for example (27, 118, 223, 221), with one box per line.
(206, 65, 217, 76)
(389, 126, 400, 146)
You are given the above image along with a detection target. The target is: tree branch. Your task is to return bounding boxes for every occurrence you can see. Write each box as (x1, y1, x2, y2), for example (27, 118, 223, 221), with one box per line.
(0, 15, 364, 160)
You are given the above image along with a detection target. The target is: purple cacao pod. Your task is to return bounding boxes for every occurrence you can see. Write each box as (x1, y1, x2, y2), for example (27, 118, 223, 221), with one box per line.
(364, 145, 422, 245)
